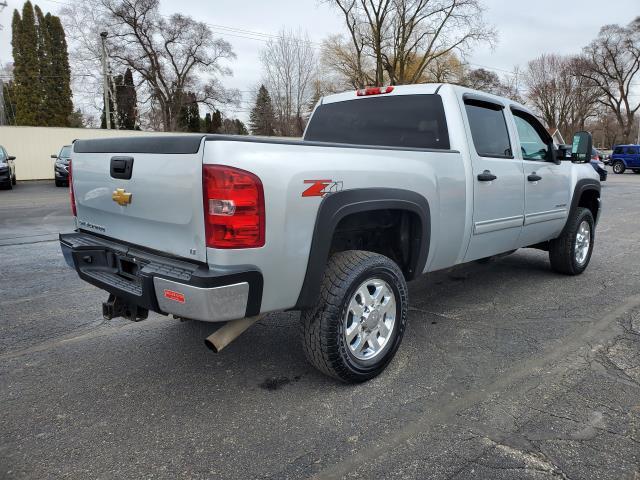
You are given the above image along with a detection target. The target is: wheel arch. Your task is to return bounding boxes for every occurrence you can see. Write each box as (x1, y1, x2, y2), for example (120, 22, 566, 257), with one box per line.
(564, 179, 601, 234)
(295, 188, 431, 310)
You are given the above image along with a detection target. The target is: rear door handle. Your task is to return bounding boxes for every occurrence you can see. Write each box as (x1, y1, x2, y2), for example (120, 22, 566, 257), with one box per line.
(477, 170, 497, 182)
(528, 173, 542, 182)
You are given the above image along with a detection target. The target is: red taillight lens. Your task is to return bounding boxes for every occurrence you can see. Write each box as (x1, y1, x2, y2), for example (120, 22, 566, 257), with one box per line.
(203, 165, 265, 249)
(356, 86, 394, 96)
(68, 159, 77, 217)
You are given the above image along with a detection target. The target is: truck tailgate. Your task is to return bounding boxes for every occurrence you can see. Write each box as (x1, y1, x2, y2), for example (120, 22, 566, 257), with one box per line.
(71, 136, 207, 262)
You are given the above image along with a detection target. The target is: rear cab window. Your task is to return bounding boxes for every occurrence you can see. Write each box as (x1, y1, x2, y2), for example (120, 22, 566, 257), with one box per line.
(464, 99, 512, 158)
(304, 94, 450, 150)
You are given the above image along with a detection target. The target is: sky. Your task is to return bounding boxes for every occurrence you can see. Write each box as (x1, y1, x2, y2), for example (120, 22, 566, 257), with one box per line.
(0, 0, 638, 123)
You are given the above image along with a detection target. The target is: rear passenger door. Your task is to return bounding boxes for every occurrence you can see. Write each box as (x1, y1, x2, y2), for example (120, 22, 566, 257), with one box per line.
(511, 109, 571, 246)
(462, 97, 525, 261)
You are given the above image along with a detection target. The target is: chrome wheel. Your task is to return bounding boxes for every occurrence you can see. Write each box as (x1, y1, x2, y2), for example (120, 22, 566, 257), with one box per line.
(343, 278, 396, 361)
(574, 220, 591, 265)
(613, 162, 624, 174)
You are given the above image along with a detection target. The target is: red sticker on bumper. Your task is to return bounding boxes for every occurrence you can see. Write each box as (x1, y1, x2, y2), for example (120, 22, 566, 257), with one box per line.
(164, 289, 185, 303)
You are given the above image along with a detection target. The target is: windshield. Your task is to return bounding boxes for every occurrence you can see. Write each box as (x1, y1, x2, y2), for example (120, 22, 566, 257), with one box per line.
(59, 146, 72, 158)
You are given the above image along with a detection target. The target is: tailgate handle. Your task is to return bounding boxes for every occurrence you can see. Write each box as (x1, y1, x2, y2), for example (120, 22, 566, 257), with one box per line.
(110, 156, 134, 180)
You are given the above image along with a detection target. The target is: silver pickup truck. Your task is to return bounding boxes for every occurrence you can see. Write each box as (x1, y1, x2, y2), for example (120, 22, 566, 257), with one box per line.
(60, 83, 601, 382)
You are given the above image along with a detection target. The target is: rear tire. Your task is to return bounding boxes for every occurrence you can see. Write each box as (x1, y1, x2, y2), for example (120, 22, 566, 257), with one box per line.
(549, 207, 594, 275)
(633, 169, 640, 174)
(612, 161, 626, 174)
(300, 250, 408, 383)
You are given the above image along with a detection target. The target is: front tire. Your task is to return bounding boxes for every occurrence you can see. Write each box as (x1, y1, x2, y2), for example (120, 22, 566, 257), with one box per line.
(300, 251, 408, 383)
(11, 175, 16, 185)
(612, 161, 626, 174)
(55, 179, 65, 187)
(549, 207, 595, 275)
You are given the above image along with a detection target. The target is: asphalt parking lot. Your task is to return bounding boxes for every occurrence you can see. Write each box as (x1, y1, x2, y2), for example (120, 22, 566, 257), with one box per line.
(1, 176, 639, 480)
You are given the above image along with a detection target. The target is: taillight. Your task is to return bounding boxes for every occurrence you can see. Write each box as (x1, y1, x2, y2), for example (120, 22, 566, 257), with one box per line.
(203, 165, 265, 249)
(356, 86, 394, 96)
(68, 159, 77, 217)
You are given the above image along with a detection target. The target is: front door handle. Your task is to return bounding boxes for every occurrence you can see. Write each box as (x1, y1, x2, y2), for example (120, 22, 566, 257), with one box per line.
(477, 170, 497, 182)
(528, 173, 542, 182)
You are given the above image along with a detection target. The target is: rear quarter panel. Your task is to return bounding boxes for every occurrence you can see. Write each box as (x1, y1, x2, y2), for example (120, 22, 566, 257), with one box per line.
(203, 137, 468, 313)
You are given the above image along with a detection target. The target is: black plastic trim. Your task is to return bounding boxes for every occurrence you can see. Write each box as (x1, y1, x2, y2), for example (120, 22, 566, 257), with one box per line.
(463, 93, 506, 109)
(205, 134, 460, 154)
(562, 179, 601, 234)
(294, 188, 431, 310)
(74, 135, 205, 154)
(60, 232, 263, 317)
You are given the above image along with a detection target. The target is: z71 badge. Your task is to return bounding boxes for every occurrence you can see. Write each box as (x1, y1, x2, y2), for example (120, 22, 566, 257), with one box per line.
(302, 179, 343, 197)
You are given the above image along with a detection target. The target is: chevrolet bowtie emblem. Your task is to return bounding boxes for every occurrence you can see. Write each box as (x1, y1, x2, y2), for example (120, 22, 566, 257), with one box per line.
(112, 188, 132, 206)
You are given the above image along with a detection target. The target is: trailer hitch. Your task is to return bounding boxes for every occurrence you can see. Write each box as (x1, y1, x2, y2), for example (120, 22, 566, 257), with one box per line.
(102, 294, 149, 322)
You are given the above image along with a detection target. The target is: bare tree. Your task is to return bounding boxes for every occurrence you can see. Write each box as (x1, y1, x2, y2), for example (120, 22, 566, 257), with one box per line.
(524, 54, 598, 140)
(261, 29, 317, 137)
(61, 0, 238, 131)
(325, 0, 495, 87)
(577, 18, 640, 143)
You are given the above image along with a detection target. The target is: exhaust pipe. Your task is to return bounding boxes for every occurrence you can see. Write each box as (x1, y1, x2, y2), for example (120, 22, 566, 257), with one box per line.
(204, 316, 262, 353)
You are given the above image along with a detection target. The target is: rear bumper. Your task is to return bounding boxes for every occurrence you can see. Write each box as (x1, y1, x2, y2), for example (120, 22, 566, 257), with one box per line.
(60, 232, 263, 322)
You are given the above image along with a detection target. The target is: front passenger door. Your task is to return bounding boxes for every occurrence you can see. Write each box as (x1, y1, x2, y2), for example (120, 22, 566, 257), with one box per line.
(511, 109, 571, 246)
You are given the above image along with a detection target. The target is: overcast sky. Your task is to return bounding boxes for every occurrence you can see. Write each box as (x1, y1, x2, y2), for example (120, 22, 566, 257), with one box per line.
(0, 0, 638, 122)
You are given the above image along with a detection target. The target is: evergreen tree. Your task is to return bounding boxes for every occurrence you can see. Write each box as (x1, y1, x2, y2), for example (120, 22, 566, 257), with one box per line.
(177, 92, 200, 132)
(211, 110, 222, 133)
(221, 117, 249, 135)
(249, 85, 275, 136)
(116, 69, 137, 129)
(101, 69, 137, 129)
(11, 2, 73, 127)
(2, 81, 17, 125)
(12, 2, 40, 126)
(45, 14, 73, 126)
(202, 110, 223, 133)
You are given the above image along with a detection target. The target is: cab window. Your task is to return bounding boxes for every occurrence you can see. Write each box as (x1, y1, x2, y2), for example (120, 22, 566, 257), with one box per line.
(512, 110, 550, 161)
(628, 147, 638, 155)
(613, 146, 623, 154)
(464, 100, 512, 158)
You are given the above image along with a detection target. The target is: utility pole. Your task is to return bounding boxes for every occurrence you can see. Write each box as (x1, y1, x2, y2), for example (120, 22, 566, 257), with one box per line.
(100, 31, 112, 129)
(0, 78, 6, 126)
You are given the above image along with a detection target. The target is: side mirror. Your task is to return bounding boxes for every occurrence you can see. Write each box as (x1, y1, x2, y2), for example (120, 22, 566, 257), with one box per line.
(7, 156, 16, 161)
(51, 155, 58, 159)
(571, 131, 592, 163)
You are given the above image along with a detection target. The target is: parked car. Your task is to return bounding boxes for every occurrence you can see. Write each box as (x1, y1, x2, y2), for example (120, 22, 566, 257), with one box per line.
(610, 144, 640, 174)
(52, 145, 73, 186)
(590, 159, 608, 182)
(0, 145, 17, 189)
(60, 83, 601, 382)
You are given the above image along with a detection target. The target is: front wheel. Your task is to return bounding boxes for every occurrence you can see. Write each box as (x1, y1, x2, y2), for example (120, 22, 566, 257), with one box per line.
(612, 161, 626, 174)
(549, 207, 595, 275)
(300, 251, 408, 383)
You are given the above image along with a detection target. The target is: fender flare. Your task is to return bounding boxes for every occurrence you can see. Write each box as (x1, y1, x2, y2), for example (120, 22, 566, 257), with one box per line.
(563, 178, 601, 234)
(295, 188, 431, 310)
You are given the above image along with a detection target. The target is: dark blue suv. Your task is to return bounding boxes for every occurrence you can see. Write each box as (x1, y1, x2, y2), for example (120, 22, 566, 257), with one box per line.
(610, 145, 640, 174)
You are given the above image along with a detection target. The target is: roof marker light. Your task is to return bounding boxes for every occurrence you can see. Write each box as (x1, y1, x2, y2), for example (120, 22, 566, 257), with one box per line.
(356, 86, 395, 96)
